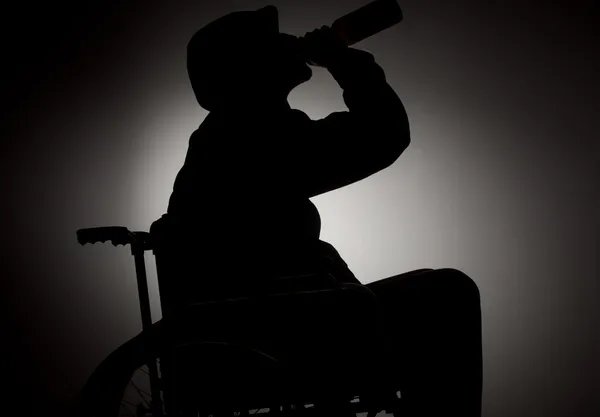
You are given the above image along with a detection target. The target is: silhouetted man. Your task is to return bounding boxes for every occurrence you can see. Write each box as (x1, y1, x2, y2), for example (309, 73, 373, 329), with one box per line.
(163, 5, 482, 417)
(160, 6, 401, 301)
(72, 5, 482, 417)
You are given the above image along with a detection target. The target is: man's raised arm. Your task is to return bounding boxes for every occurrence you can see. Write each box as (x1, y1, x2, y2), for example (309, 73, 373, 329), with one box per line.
(298, 47, 410, 197)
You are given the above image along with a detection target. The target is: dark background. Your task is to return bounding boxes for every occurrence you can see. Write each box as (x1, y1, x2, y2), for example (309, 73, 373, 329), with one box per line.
(1, 1, 598, 416)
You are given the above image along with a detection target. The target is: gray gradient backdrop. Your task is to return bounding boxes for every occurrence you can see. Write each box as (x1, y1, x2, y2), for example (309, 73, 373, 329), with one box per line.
(1, 1, 598, 416)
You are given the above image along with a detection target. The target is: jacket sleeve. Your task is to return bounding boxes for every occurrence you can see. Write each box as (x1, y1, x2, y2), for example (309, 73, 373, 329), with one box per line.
(295, 47, 410, 198)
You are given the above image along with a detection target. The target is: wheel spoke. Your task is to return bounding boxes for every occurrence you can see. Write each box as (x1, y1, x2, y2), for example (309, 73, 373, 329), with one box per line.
(129, 380, 151, 408)
(119, 402, 137, 417)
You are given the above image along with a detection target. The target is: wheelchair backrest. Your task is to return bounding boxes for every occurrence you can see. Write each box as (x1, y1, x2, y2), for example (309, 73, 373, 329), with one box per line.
(149, 214, 339, 319)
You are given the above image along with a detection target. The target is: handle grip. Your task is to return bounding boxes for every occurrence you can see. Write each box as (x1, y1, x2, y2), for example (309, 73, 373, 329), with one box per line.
(76, 227, 132, 247)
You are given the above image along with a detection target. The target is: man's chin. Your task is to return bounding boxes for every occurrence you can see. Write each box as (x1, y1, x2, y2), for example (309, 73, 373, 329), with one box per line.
(298, 64, 312, 83)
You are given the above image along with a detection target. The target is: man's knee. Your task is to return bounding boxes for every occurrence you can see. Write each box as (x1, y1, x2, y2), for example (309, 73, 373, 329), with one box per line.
(436, 268, 480, 298)
(368, 268, 480, 304)
(433, 268, 480, 300)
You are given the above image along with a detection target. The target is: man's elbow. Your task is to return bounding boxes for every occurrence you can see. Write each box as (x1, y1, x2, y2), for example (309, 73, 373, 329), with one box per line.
(377, 89, 411, 157)
(379, 111, 410, 168)
(384, 132, 410, 169)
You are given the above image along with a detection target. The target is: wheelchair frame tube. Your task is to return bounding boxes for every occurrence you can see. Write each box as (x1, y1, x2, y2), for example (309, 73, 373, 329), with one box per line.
(132, 244, 164, 415)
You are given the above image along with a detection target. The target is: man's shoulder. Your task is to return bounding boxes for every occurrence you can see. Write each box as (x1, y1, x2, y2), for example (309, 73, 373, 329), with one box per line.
(189, 109, 313, 138)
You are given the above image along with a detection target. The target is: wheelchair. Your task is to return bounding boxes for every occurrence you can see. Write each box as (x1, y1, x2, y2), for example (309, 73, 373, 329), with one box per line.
(74, 215, 406, 417)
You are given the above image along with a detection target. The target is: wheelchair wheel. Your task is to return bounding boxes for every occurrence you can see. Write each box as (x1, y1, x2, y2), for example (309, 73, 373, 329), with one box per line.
(118, 369, 327, 417)
(121, 365, 319, 417)
(163, 341, 316, 417)
(97, 342, 335, 417)
(77, 353, 383, 417)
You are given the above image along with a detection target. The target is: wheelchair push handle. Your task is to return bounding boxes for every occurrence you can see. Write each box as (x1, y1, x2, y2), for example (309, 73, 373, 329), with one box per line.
(76, 226, 152, 250)
(76, 226, 131, 246)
